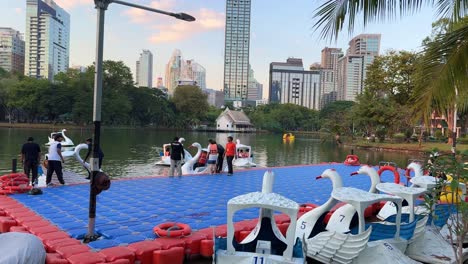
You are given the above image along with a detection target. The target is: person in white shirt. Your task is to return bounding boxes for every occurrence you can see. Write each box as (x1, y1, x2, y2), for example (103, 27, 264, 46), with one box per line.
(46, 134, 65, 186)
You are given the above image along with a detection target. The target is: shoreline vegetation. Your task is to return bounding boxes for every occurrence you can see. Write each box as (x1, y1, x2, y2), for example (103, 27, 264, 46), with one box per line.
(2, 122, 466, 154)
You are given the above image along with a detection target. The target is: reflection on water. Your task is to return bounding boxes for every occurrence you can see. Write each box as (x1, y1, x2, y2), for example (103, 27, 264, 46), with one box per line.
(0, 128, 426, 178)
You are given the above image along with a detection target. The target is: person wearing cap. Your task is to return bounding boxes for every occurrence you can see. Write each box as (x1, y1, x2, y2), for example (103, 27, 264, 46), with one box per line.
(169, 136, 185, 177)
(21, 137, 41, 186)
(84, 138, 105, 179)
(46, 134, 65, 186)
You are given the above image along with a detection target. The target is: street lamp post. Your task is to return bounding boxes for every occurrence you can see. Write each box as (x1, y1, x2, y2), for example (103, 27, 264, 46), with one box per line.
(85, 0, 195, 243)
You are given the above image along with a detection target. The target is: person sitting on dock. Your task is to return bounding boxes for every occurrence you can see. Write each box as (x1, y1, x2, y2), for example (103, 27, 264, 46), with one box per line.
(194, 150, 208, 170)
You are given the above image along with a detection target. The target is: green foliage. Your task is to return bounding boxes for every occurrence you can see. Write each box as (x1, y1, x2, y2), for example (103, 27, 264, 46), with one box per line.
(393, 133, 405, 143)
(319, 101, 354, 135)
(423, 150, 468, 262)
(457, 137, 468, 145)
(365, 51, 419, 105)
(171, 85, 209, 128)
(246, 103, 319, 132)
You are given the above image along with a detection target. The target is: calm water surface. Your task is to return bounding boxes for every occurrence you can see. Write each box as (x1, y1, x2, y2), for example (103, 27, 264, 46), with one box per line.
(0, 128, 425, 177)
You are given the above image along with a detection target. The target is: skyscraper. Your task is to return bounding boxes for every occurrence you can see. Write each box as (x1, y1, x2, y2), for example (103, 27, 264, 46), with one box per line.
(185, 59, 206, 89)
(136, 49, 153, 88)
(165, 49, 183, 94)
(247, 67, 261, 101)
(25, 0, 70, 80)
(269, 58, 321, 110)
(337, 34, 381, 101)
(319, 47, 343, 108)
(0, 28, 25, 73)
(223, 0, 251, 101)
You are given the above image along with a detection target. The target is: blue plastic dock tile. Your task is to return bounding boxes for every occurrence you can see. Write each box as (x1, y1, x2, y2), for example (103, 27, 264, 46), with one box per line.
(87, 239, 119, 250)
(59, 221, 87, 230)
(114, 234, 146, 245)
(67, 228, 89, 239)
(98, 228, 133, 239)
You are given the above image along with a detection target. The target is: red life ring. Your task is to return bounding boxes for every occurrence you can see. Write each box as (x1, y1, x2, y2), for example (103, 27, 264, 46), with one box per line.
(153, 222, 191, 238)
(344, 155, 360, 166)
(378, 165, 400, 184)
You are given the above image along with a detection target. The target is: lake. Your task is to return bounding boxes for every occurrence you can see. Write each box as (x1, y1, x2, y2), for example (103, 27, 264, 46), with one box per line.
(0, 127, 426, 177)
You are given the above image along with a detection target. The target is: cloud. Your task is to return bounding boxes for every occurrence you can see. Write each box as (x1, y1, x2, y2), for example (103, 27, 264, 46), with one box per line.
(123, 2, 224, 43)
(124, 0, 177, 24)
(54, 0, 93, 10)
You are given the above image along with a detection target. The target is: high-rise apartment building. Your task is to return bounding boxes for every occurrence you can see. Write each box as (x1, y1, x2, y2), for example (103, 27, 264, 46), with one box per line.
(223, 0, 251, 101)
(319, 47, 343, 108)
(165, 49, 183, 94)
(165, 49, 207, 93)
(136, 49, 153, 88)
(25, 0, 70, 80)
(337, 34, 381, 101)
(247, 67, 262, 101)
(185, 60, 206, 89)
(0, 28, 25, 73)
(269, 58, 321, 110)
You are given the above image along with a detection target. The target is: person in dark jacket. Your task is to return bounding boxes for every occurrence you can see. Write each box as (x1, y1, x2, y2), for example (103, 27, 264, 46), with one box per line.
(169, 137, 185, 177)
(215, 141, 225, 173)
(84, 138, 104, 179)
(21, 137, 41, 186)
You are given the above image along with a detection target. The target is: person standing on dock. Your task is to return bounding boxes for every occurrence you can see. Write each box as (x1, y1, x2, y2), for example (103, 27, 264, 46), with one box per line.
(84, 138, 104, 179)
(46, 134, 65, 186)
(207, 139, 218, 174)
(225, 136, 236, 176)
(21, 137, 41, 186)
(169, 137, 185, 177)
(215, 140, 225, 173)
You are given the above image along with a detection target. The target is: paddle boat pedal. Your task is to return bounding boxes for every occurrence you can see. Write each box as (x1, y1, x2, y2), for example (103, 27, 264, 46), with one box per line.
(214, 171, 305, 264)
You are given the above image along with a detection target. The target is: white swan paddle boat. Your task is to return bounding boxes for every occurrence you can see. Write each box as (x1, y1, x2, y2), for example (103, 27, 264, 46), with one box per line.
(233, 139, 256, 168)
(298, 168, 424, 264)
(181, 142, 211, 175)
(45, 129, 74, 147)
(357, 163, 463, 264)
(293, 169, 372, 264)
(155, 138, 192, 166)
(214, 171, 305, 263)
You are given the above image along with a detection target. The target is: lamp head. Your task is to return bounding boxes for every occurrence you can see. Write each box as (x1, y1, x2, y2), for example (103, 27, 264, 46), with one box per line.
(172, 12, 196, 22)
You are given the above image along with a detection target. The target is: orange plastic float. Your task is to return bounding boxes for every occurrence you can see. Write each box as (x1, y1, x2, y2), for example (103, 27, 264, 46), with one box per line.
(344, 155, 360, 166)
(153, 222, 191, 238)
(377, 165, 400, 184)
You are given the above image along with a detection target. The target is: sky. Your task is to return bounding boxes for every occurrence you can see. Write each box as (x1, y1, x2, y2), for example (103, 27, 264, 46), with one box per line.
(0, 0, 439, 99)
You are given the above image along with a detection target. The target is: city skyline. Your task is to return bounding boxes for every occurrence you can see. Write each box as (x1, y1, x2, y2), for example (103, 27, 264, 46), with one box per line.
(0, 0, 437, 97)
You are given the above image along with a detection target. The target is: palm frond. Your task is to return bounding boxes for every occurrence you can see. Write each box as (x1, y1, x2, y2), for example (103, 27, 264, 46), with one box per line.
(434, 0, 468, 23)
(312, 0, 467, 40)
(412, 23, 468, 121)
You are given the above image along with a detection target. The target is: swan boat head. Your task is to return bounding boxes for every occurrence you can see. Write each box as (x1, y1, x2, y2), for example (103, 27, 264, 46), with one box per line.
(296, 169, 344, 240)
(181, 142, 208, 175)
(74, 143, 91, 173)
(407, 162, 424, 178)
(351, 165, 381, 193)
